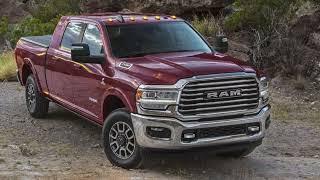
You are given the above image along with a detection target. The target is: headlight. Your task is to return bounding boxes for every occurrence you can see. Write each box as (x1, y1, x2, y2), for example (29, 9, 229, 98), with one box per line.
(259, 77, 269, 102)
(136, 88, 178, 110)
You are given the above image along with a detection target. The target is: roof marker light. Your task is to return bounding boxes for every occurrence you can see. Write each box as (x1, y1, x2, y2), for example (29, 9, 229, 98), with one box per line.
(155, 16, 161, 20)
(130, 16, 135, 21)
(171, 15, 177, 19)
(143, 16, 148, 20)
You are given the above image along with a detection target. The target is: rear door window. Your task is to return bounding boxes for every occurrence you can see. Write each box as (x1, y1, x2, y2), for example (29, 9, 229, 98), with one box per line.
(82, 24, 104, 56)
(60, 22, 84, 50)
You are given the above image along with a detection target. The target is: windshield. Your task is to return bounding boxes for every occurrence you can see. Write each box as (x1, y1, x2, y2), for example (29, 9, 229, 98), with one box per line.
(106, 22, 212, 58)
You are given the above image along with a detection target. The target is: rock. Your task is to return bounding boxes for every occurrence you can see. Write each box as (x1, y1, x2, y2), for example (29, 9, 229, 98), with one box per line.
(270, 76, 283, 87)
(0, 0, 29, 23)
(19, 144, 36, 157)
(284, 152, 294, 157)
(227, 40, 251, 62)
(8, 144, 19, 150)
(0, 158, 5, 164)
(308, 33, 320, 50)
(91, 144, 101, 148)
(290, 10, 320, 43)
(82, 0, 235, 15)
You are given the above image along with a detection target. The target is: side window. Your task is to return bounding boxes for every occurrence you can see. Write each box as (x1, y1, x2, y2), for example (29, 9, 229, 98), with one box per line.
(82, 24, 104, 56)
(60, 22, 84, 50)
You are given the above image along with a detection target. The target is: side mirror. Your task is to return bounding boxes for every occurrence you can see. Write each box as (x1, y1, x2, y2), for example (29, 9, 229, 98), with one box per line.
(213, 35, 229, 53)
(71, 43, 104, 64)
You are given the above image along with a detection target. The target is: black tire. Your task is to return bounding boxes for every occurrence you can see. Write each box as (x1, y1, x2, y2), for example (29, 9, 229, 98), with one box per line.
(217, 147, 256, 158)
(25, 75, 49, 118)
(102, 109, 142, 169)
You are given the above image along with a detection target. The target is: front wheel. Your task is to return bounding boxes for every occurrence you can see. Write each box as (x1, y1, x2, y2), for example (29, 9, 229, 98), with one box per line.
(102, 109, 142, 169)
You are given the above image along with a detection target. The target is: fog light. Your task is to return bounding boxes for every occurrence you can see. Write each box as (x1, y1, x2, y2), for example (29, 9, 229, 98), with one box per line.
(182, 130, 197, 142)
(248, 126, 260, 132)
(183, 133, 196, 139)
(247, 126, 260, 135)
(146, 127, 171, 139)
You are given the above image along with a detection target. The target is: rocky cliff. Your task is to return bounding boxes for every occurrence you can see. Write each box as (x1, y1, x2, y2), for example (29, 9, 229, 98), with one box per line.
(0, 0, 29, 23)
(1, 0, 234, 23)
(82, 0, 234, 15)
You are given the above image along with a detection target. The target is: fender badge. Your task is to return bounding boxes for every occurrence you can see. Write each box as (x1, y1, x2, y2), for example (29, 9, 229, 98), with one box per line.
(89, 97, 98, 103)
(119, 62, 132, 69)
(214, 52, 226, 58)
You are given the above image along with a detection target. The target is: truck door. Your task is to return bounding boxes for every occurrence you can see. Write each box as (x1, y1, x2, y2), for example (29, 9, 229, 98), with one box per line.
(71, 23, 107, 121)
(46, 21, 85, 106)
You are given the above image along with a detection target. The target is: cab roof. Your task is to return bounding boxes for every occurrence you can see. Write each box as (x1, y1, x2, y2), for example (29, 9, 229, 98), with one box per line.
(66, 12, 182, 25)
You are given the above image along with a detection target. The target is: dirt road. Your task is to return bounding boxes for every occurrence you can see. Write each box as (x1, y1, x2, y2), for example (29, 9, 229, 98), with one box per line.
(0, 82, 319, 179)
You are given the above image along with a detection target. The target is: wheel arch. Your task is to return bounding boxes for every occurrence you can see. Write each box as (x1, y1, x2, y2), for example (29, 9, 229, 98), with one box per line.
(21, 64, 33, 85)
(21, 58, 43, 93)
(102, 89, 136, 121)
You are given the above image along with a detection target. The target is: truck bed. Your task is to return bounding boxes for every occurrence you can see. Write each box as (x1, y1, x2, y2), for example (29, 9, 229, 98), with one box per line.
(20, 35, 52, 48)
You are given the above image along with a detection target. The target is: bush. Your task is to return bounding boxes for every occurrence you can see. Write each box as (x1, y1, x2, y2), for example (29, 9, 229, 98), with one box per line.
(9, 16, 59, 45)
(0, 51, 16, 81)
(252, 36, 320, 80)
(7, 0, 82, 46)
(30, 0, 81, 22)
(224, 0, 302, 32)
(192, 15, 223, 37)
(0, 16, 9, 38)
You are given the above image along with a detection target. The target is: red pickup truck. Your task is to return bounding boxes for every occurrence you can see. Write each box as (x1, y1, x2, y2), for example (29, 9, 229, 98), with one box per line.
(15, 12, 270, 169)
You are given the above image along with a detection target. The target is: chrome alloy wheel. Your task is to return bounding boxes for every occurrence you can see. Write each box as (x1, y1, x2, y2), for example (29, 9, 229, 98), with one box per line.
(27, 83, 36, 110)
(109, 122, 136, 160)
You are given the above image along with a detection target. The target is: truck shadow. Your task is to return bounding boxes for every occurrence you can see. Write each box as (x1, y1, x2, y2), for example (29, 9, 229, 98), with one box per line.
(44, 104, 264, 178)
(141, 150, 264, 178)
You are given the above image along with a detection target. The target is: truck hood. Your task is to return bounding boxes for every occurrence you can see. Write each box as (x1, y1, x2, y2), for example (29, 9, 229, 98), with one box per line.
(116, 52, 257, 85)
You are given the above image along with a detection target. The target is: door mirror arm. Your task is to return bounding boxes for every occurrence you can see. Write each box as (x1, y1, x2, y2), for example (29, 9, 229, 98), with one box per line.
(71, 43, 105, 64)
(213, 35, 229, 54)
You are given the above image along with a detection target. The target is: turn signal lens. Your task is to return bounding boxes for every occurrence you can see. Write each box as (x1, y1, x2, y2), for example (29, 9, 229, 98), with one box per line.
(108, 18, 113, 22)
(171, 15, 177, 19)
(136, 89, 143, 101)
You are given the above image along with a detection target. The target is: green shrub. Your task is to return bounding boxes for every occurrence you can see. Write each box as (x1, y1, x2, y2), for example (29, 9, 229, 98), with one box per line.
(30, 0, 81, 22)
(192, 15, 222, 37)
(0, 51, 16, 81)
(225, 0, 303, 32)
(0, 16, 9, 38)
(7, 0, 81, 46)
(9, 16, 59, 45)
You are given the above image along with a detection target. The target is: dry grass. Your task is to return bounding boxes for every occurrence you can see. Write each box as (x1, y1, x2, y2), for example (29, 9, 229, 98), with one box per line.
(270, 95, 320, 125)
(0, 51, 16, 81)
(192, 15, 223, 37)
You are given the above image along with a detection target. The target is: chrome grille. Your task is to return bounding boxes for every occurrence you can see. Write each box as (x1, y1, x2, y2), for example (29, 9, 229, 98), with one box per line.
(178, 74, 259, 116)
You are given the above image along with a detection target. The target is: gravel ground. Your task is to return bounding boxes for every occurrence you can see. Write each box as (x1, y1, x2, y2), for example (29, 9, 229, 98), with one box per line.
(0, 82, 319, 179)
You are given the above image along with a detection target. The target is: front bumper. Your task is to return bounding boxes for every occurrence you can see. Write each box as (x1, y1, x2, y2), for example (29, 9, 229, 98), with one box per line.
(131, 105, 270, 150)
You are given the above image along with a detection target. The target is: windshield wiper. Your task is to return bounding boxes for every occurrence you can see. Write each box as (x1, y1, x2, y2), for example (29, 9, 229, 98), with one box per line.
(120, 53, 150, 58)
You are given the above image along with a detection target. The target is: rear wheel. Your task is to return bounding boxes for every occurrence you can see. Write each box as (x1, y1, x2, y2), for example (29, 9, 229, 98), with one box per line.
(102, 109, 142, 169)
(25, 75, 49, 118)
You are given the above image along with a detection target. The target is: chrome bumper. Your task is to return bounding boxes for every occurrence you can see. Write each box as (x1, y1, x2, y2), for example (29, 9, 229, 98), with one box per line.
(131, 106, 270, 149)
